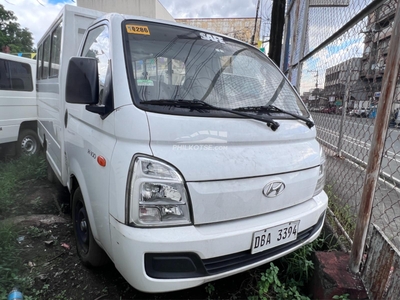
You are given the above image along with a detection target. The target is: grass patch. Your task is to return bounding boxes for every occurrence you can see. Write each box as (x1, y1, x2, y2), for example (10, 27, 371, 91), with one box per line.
(325, 184, 356, 247)
(0, 155, 46, 297)
(0, 223, 33, 298)
(0, 155, 46, 217)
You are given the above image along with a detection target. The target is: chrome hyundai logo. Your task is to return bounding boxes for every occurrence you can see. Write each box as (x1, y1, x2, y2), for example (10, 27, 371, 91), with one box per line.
(263, 181, 285, 198)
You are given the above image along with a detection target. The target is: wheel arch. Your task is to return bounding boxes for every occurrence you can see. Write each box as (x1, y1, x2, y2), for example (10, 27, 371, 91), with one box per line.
(18, 120, 38, 134)
(68, 167, 101, 243)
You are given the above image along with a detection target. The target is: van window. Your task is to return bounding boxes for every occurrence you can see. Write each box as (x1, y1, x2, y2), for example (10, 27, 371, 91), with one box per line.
(123, 21, 307, 117)
(37, 45, 43, 80)
(42, 36, 51, 79)
(50, 21, 62, 78)
(0, 58, 33, 91)
(81, 25, 110, 103)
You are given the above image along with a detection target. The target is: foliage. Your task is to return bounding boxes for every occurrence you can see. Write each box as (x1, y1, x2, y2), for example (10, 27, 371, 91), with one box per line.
(0, 4, 34, 53)
(256, 263, 310, 300)
(0, 155, 46, 216)
(333, 294, 350, 300)
(205, 282, 215, 299)
(325, 184, 356, 242)
(26, 226, 51, 239)
(0, 223, 29, 298)
(280, 235, 326, 284)
(251, 232, 339, 300)
(0, 156, 46, 296)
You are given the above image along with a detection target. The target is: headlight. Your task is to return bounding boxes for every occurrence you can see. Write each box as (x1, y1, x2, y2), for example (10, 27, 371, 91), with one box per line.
(127, 156, 191, 227)
(313, 146, 326, 196)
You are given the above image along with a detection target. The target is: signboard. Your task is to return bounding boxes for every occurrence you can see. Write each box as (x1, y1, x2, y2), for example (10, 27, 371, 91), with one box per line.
(310, 0, 350, 7)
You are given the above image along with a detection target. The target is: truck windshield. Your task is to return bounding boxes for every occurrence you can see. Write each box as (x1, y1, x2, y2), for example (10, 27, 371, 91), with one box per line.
(123, 21, 308, 118)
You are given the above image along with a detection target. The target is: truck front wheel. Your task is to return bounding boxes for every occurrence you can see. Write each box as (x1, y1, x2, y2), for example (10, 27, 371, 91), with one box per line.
(72, 187, 108, 267)
(17, 129, 39, 156)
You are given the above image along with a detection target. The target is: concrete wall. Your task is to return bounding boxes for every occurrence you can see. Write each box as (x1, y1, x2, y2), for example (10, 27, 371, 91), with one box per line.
(76, 0, 175, 22)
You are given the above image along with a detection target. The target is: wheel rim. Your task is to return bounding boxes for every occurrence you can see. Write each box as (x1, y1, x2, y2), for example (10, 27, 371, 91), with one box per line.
(20, 135, 38, 155)
(75, 201, 89, 254)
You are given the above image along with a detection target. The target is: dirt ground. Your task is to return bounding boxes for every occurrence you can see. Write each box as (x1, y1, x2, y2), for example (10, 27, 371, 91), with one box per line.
(10, 177, 257, 299)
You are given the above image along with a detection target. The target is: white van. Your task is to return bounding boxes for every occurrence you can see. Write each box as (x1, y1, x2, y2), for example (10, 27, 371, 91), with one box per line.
(37, 5, 328, 293)
(0, 53, 39, 156)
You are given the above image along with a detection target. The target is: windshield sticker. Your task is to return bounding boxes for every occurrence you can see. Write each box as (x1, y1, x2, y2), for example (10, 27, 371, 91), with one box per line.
(126, 25, 150, 35)
(137, 79, 154, 86)
(200, 32, 225, 44)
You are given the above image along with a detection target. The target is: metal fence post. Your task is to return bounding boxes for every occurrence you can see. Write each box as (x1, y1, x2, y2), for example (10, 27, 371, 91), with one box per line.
(288, 0, 301, 81)
(349, 1, 400, 273)
(337, 66, 351, 157)
(295, 0, 310, 91)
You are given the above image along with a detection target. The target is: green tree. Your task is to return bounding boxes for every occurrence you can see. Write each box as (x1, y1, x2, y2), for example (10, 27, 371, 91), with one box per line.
(0, 4, 34, 53)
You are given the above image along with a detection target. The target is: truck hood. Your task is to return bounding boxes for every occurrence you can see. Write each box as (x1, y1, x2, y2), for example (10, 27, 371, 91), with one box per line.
(146, 112, 320, 181)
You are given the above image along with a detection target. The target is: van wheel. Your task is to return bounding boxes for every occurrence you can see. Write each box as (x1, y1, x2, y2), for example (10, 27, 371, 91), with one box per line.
(17, 129, 39, 156)
(72, 187, 108, 267)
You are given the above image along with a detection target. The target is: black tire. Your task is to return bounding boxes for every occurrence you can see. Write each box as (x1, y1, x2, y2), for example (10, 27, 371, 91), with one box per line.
(72, 187, 108, 267)
(17, 129, 40, 156)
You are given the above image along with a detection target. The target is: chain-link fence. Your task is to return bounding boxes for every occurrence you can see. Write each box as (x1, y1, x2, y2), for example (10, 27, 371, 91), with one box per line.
(283, 0, 400, 254)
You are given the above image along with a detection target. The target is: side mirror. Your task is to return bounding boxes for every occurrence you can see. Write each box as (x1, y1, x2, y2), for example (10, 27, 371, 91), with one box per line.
(66, 57, 99, 105)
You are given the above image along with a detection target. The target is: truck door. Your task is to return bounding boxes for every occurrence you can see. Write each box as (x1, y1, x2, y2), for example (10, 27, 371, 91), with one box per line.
(65, 23, 116, 253)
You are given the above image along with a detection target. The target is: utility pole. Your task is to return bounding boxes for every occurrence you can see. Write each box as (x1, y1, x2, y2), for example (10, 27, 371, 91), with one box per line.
(268, 0, 286, 65)
(251, 0, 261, 45)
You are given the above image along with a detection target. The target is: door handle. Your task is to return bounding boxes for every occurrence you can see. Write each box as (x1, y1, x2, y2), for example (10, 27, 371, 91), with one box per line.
(64, 110, 68, 128)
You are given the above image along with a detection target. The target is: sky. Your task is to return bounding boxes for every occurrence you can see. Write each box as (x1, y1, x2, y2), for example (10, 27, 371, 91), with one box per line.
(1, 0, 260, 46)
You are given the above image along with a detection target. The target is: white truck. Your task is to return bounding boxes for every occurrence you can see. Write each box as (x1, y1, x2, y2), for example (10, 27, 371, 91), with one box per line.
(37, 5, 328, 293)
(0, 52, 39, 156)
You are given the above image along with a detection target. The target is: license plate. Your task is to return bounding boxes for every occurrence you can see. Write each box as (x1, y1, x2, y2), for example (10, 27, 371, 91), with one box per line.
(251, 221, 300, 254)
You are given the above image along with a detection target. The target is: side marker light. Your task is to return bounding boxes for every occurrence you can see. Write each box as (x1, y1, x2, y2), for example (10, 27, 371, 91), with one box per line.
(97, 156, 106, 167)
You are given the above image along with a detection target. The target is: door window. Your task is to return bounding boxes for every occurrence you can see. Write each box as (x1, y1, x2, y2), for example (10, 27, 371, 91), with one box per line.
(82, 25, 110, 104)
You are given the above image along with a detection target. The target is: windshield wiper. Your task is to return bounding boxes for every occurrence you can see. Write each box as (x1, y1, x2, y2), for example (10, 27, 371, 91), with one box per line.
(233, 105, 314, 129)
(141, 100, 280, 131)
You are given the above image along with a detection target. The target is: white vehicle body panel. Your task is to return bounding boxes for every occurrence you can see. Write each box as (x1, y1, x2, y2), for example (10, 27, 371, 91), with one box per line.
(38, 5, 328, 293)
(146, 113, 319, 181)
(37, 5, 103, 184)
(0, 53, 36, 145)
(110, 192, 327, 292)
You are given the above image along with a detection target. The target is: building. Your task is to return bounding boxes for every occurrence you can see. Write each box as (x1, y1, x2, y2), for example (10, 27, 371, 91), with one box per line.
(176, 18, 261, 45)
(76, 0, 175, 22)
(360, 0, 400, 105)
(324, 58, 368, 110)
(76, 2, 261, 46)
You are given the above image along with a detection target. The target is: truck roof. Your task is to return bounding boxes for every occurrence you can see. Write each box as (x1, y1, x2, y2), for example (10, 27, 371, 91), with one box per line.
(0, 52, 37, 65)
